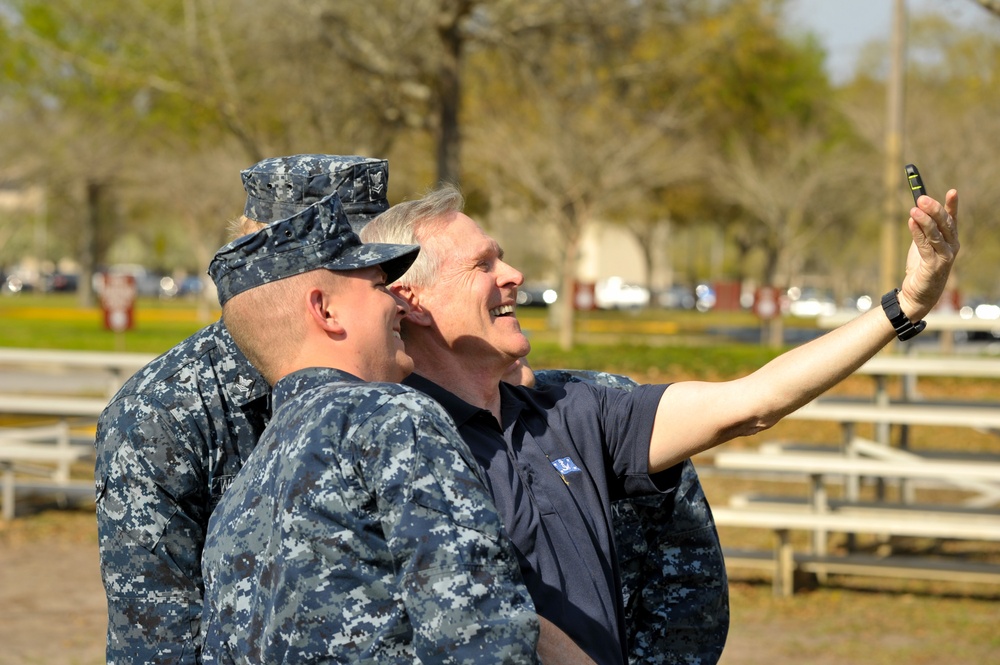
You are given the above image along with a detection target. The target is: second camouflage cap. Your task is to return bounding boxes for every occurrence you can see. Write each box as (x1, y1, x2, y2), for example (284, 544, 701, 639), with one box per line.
(211, 191, 419, 306)
(241, 154, 389, 226)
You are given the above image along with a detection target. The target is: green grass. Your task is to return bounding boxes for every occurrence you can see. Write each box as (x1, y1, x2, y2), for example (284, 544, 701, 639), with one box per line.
(527, 340, 784, 380)
(0, 293, 217, 353)
(1, 293, 794, 369)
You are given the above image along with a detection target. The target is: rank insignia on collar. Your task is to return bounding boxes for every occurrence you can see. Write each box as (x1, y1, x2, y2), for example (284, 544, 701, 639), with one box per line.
(233, 375, 255, 397)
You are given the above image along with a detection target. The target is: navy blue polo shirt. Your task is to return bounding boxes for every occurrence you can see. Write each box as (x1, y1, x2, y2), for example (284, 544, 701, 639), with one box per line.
(405, 374, 680, 665)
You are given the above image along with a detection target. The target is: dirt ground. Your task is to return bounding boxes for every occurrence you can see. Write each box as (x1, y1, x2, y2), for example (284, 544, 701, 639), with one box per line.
(2, 505, 999, 665)
(0, 507, 105, 665)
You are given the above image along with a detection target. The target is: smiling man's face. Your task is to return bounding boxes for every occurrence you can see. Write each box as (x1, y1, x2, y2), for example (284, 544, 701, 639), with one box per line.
(330, 265, 413, 383)
(409, 211, 530, 371)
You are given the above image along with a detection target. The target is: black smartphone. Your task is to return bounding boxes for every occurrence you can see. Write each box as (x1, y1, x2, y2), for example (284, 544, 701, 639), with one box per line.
(904, 164, 926, 205)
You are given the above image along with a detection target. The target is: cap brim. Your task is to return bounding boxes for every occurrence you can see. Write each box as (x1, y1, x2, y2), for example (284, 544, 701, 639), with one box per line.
(325, 243, 419, 284)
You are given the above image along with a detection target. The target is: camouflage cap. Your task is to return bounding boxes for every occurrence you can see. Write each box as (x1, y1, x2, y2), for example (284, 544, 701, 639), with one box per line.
(241, 154, 389, 228)
(211, 192, 418, 306)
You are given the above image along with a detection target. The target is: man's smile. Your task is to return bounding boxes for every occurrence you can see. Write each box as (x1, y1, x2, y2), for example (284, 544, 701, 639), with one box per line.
(490, 304, 516, 317)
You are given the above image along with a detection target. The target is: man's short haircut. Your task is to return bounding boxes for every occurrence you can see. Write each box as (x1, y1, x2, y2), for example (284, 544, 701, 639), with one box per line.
(221, 270, 320, 385)
(359, 184, 464, 288)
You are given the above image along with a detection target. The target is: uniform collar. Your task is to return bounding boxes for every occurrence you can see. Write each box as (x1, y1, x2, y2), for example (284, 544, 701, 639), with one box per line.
(271, 366, 361, 412)
(212, 320, 271, 408)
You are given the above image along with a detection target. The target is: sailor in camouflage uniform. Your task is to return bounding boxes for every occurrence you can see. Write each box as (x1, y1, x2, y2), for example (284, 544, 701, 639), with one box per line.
(200, 191, 551, 663)
(533, 370, 729, 665)
(94, 155, 392, 664)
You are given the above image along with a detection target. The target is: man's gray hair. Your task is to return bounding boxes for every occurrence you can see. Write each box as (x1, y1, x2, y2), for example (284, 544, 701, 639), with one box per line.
(359, 184, 465, 288)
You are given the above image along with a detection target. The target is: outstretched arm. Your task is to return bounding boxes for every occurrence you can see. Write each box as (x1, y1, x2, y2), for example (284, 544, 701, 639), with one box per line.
(649, 189, 960, 472)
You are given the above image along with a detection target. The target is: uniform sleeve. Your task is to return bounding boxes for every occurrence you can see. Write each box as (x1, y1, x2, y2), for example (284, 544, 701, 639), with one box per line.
(614, 460, 729, 665)
(357, 392, 541, 664)
(95, 396, 208, 665)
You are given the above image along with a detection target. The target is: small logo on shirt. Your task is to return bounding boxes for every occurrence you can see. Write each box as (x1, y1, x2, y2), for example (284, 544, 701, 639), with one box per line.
(551, 457, 582, 476)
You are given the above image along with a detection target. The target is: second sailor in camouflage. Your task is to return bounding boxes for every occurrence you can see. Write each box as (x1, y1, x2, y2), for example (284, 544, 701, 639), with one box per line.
(95, 155, 391, 664)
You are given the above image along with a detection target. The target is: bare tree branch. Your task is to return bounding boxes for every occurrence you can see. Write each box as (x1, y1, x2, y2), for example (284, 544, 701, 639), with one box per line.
(970, 0, 1000, 16)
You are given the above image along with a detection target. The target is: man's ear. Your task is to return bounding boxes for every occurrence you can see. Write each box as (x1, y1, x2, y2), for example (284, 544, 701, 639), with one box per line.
(307, 287, 346, 335)
(392, 284, 432, 327)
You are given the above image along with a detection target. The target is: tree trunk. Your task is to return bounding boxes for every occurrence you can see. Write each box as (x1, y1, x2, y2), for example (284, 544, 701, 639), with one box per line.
(557, 232, 581, 351)
(435, 1, 473, 185)
(77, 181, 105, 308)
(762, 245, 784, 348)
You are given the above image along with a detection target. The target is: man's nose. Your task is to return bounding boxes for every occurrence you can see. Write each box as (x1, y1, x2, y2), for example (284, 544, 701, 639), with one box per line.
(498, 260, 524, 288)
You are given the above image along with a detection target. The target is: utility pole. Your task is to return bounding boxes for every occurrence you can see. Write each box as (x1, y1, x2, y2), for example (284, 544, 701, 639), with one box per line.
(880, 0, 907, 295)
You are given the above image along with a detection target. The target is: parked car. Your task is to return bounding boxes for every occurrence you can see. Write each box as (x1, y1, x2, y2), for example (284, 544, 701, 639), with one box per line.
(101, 265, 171, 298)
(955, 300, 1000, 341)
(656, 285, 696, 310)
(177, 275, 206, 298)
(594, 277, 650, 310)
(43, 272, 80, 293)
(694, 283, 717, 312)
(786, 286, 837, 318)
(517, 284, 558, 308)
(3, 275, 30, 294)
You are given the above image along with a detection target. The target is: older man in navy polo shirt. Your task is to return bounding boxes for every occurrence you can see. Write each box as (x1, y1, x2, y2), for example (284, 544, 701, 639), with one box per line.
(361, 182, 959, 664)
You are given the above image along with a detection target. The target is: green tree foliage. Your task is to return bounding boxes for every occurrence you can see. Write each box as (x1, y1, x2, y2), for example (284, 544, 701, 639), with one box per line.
(465, 0, 713, 348)
(838, 8, 1000, 299)
(0, 0, 409, 303)
(904, 12, 1000, 298)
(1, 0, 997, 335)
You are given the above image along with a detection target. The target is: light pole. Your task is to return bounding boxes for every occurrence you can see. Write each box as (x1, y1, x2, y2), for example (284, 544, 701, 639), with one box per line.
(880, 0, 907, 297)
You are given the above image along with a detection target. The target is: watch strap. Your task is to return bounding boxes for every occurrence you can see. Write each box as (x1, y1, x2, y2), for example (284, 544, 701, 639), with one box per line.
(881, 289, 926, 341)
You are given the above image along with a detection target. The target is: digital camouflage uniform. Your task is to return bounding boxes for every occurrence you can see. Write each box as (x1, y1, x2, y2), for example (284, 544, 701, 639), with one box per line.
(201, 368, 541, 664)
(95, 155, 391, 664)
(533, 370, 729, 665)
(96, 320, 268, 664)
(200, 195, 532, 663)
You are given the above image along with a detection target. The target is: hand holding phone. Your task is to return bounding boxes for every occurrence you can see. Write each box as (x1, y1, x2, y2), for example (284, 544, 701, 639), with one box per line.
(905, 164, 926, 205)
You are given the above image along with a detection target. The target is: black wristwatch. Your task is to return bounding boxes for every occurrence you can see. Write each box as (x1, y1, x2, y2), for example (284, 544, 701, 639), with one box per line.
(881, 289, 926, 341)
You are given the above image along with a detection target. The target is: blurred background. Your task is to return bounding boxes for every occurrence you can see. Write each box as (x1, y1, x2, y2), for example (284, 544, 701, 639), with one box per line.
(1, 0, 999, 350)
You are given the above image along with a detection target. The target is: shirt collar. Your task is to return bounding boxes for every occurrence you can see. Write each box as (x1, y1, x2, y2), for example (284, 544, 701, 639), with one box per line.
(497, 381, 529, 430)
(403, 373, 500, 431)
(271, 366, 361, 412)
